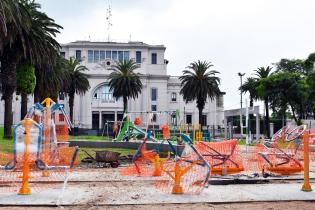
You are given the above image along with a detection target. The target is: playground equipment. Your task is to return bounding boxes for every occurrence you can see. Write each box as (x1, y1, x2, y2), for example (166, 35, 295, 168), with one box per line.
(195, 140, 244, 175)
(251, 125, 306, 175)
(156, 133, 210, 194)
(0, 98, 78, 194)
(116, 110, 180, 142)
(120, 124, 177, 177)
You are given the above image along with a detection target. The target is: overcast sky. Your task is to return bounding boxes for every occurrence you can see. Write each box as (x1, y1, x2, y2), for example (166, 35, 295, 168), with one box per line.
(37, 0, 315, 110)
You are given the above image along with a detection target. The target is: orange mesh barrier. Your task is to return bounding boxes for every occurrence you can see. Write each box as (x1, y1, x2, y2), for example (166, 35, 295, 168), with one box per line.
(55, 124, 69, 142)
(156, 144, 209, 194)
(249, 140, 303, 175)
(120, 142, 164, 177)
(195, 140, 244, 175)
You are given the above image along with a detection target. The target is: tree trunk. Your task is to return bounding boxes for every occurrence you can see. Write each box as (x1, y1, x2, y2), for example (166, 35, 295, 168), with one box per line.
(69, 92, 75, 123)
(1, 48, 18, 139)
(198, 107, 203, 126)
(264, 98, 270, 138)
(20, 93, 28, 120)
(4, 94, 13, 139)
(197, 98, 205, 127)
(123, 96, 127, 113)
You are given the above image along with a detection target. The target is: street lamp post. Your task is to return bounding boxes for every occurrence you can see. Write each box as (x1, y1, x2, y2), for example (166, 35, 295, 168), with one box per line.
(238, 72, 245, 136)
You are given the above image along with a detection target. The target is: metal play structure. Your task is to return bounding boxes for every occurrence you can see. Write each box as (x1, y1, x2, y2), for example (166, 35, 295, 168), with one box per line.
(0, 98, 78, 194)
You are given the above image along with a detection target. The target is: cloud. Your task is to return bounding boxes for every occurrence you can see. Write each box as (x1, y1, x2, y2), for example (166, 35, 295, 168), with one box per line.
(38, 0, 315, 109)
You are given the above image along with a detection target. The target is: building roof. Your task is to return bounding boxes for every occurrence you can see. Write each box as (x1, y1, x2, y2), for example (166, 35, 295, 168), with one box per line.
(61, 40, 166, 50)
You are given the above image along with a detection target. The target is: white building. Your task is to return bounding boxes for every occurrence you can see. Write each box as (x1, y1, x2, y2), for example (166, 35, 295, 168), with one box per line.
(0, 41, 225, 131)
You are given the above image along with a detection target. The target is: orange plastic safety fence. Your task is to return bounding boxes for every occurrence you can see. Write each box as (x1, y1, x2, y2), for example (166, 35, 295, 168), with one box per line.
(249, 140, 303, 175)
(156, 145, 209, 194)
(55, 124, 69, 142)
(120, 143, 164, 177)
(195, 140, 244, 175)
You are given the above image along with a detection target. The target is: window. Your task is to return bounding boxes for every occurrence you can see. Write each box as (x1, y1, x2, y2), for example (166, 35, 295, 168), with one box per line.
(151, 88, 157, 101)
(88, 50, 93, 63)
(151, 105, 157, 122)
(75, 50, 81, 61)
(94, 50, 100, 63)
(118, 51, 124, 62)
(124, 51, 129, 61)
(136, 51, 142, 63)
(92, 84, 114, 102)
(202, 115, 207, 126)
(171, 92, 177, 102)
(216, 95, 224, 107)
(100, 51, 105, 61)
(151, 53, 157, 64)
(186, 114, 192, 124)
(106, 51, 111, 59)
(60, 52, 65, 57)
(112, 51, 118, 60)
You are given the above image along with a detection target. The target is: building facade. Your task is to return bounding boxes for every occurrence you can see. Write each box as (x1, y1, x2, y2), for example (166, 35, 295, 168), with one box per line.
(0, 41, 224, 130)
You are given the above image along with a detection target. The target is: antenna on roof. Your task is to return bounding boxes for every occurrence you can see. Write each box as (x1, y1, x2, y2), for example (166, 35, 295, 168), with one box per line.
(106, 0, 112, 42)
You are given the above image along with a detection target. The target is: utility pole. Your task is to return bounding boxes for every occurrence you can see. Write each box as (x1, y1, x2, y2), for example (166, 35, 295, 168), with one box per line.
(238, 72, 245, 137)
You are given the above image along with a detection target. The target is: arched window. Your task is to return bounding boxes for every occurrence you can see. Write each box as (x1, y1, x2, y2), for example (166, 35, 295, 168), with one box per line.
(92, 84, 114, 102)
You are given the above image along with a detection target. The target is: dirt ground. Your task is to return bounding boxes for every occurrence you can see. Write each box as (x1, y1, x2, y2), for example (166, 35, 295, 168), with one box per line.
(1, 201, 315, 210)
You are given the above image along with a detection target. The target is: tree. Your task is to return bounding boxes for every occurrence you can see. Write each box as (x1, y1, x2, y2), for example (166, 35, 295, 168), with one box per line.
(108, 59, 142, 113)
(0, 1, 62, 138)
(16, 62, 36, 119)
(64, 57, 90, 123)
(239, 77, 258, 107)
(179, 60, 221, 126)
(33, 56, 69, 102)
(254, 66, 273, 138)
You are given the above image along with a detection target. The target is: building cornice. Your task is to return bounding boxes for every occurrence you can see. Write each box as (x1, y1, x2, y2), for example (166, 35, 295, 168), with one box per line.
(61, 41, 166, 50)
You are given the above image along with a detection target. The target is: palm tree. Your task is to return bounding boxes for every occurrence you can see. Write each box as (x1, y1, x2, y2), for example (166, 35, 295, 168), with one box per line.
(179, 60, 221, 126)
(254, 66, 273, 138)
(108, 59, 142, 112)
(0, 1, 62, 138)
(239, 77, 258, 107)
(64, 57, 90, 123)
(34, 56, 69, 102)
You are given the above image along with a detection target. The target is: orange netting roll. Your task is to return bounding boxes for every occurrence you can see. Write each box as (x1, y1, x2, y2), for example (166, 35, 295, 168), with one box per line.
(195, 139, 244, 175)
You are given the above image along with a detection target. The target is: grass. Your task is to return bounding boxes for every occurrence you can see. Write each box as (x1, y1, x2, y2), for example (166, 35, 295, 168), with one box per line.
(69, 135, 112, 141)
(78, 147, 135, 161)
(0, 127, 14, 154)
(238, 138, 257, 146)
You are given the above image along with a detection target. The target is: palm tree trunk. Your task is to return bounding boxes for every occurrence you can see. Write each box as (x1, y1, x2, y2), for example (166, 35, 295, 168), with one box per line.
(123, 96, 127, 113)
(198, 107, 203, 126)
(4, 94, 13, 138)
(264, 98, 270, 138)
(69, 92, 75, 123)
(20, 93, 28, 120)
(1, 49, 18, 139)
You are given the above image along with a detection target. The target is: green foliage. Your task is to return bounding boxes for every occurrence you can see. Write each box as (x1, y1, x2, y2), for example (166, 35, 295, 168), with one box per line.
(109, 59, 142, 112)
(16, 63, 36, 94)
(179, 60, 221, 125)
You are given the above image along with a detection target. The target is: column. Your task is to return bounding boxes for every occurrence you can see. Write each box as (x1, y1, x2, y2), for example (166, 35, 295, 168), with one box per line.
(256, 114, 260, 142)
(99, 111, 102, 130)
(224, 116, 228, 139)
(114, 111, 117, 121)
